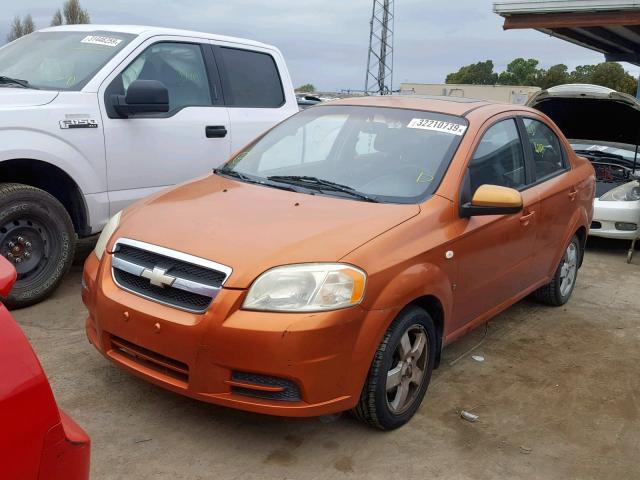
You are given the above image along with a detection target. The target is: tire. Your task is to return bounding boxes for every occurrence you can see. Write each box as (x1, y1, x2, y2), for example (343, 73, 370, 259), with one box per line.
(351, 305, 436, 430)
(533, 235, 580, 306)
(0, 183, 76, 309)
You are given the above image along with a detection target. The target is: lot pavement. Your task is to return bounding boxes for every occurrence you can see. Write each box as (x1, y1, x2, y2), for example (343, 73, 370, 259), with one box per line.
(12, 237, 640, 480)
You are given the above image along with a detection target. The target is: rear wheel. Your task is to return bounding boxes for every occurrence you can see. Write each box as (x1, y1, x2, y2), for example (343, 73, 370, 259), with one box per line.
(533, 235, 580, 306)
(351, 306, 436, 430)
(0, 183, 76, 308)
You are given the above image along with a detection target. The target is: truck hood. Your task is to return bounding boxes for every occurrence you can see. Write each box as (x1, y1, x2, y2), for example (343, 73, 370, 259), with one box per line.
(527, 84, 640, 146)
(0, 88, 59, 107)
(112, 175, 420, 288)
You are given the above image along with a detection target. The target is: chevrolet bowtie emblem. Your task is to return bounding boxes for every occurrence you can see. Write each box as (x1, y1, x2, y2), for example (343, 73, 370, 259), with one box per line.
(141, 266, 176, 288)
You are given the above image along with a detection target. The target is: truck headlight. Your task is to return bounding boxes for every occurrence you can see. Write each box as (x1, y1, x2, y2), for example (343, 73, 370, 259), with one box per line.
(243, 263, 366, 312)
(94, 211, 122, 261)
(599, 181, 640, 202)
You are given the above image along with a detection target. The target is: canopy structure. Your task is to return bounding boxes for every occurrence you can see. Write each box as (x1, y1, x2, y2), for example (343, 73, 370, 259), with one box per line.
(494, 1, 640, 65)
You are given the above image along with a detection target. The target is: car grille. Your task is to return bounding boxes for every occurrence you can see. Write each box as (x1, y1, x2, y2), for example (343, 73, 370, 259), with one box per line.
(230, 371, 302, 402)
(111, 335, 189, 385)
(111, 238, 232, 313)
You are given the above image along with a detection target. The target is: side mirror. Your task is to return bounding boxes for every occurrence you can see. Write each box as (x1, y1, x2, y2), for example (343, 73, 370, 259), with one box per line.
(0, 255, 17, 298)
(461, 184, 523, 217)
(112, 80, 169, 118)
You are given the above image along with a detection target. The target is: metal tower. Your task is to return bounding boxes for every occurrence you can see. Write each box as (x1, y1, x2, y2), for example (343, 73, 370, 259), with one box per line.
(365, 0, 395, 95)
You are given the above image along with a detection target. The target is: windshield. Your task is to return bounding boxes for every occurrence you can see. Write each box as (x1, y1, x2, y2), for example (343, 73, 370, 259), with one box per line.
(220, 105, 467, 204)
(0, 31, 135, 90)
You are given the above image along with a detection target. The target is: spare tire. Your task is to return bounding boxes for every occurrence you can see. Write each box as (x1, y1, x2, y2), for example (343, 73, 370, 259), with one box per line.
(0, 183, 76, 309)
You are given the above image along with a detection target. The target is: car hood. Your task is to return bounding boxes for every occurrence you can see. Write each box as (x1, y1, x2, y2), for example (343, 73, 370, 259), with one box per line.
(527, 84, 640, 146)
(111, 175, 420, 288)
(0, 88, 59, 107)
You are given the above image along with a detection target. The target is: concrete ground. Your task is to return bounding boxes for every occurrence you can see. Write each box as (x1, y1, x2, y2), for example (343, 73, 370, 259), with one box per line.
(12, 237, 640, 480)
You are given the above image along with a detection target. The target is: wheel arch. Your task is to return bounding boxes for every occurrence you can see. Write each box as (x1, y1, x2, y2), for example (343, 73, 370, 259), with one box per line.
(574, 225, 587, 267)
(0, 159, 89, 235)
(407, 295, 445, 368)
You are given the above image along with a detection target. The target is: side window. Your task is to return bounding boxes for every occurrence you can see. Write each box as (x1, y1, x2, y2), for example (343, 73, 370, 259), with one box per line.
(522, 118, 567, 180)
(218, 47, 284, 108)
(109, 42, 211, 113)
(469, 119, 526, 194)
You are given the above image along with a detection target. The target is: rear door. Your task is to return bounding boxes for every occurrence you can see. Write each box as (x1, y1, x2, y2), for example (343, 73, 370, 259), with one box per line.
(210, 42, 297, 154)
(450, 117, 540, 332)
(519, 116, 576, 280)
(99, 36, 231, 215)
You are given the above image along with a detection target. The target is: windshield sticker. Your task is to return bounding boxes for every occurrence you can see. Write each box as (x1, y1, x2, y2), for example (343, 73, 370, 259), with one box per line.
(81, 35, 122, 47)
(407, 118, 467, 136)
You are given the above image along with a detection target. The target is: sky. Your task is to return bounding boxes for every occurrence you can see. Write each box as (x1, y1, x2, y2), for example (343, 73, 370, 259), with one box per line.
(1, 0, 638, 91)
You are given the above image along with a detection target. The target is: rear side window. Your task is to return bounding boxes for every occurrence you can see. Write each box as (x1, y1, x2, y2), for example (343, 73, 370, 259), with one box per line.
(218, 47, 284, 108)
(522, 118, 567, 180)
(469, 119, 526, 194)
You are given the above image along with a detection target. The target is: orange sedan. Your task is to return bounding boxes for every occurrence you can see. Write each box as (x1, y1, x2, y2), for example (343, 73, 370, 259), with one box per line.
(82, 96, 594, 430)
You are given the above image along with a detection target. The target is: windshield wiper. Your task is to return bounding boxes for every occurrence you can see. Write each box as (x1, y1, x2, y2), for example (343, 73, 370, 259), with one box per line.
(0, 76, 36, 89)
(267, 175, 379, 203)
(213, 168, 301, 193)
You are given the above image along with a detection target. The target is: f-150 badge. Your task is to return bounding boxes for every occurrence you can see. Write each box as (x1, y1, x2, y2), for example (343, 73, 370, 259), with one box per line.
(59, 119, 98, 129)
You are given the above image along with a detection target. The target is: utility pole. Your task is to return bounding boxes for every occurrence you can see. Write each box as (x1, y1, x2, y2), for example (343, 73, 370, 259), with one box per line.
(365, 0, 395, 95)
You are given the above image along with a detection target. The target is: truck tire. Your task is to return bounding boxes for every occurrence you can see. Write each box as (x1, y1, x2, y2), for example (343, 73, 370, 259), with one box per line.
(351, 305, 436, 430)
(0, 183, 76, 309)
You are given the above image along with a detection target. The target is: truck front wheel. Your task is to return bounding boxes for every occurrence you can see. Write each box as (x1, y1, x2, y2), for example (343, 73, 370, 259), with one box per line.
(0, 183, 76, 309)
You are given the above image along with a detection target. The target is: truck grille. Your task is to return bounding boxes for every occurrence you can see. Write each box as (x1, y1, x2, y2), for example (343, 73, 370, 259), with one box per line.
(111, 238, 232, 313)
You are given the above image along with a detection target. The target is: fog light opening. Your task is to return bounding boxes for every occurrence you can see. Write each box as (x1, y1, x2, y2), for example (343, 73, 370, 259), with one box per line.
(615, 222, 638, 231)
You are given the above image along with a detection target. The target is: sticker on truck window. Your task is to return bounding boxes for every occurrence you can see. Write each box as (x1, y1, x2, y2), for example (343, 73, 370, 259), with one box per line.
(407, 118, 467, 136)
(81, 35, 122, 47)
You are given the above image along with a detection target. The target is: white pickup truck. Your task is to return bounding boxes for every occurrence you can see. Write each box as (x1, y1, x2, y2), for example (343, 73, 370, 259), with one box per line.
(0, 25, 298, 308)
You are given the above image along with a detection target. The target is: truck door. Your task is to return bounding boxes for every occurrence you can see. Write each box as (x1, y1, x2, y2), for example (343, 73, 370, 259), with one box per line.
(98, 37, 231, 215)
(210, 43, 297, 154)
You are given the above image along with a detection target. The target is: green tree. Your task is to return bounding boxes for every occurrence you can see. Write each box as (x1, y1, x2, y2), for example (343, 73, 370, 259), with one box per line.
(537, 64, 570, 89)
(445, 60, 497, 85)
(589, 62, 637, 95)
(295, 84, 316, 93)
(497, 58, 540, 86)
(569, 64, 597, 84)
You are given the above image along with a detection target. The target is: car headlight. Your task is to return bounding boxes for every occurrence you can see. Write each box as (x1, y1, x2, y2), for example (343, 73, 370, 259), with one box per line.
(600, 180, 640, 202)
(243, 263, 366, 312)
(93, 211, 122, 261)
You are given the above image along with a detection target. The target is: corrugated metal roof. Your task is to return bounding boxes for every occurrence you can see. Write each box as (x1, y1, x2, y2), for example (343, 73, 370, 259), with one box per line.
(494, 0, 640, 15)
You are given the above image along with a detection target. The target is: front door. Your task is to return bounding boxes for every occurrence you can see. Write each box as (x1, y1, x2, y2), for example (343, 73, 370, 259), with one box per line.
(450, 118, 540, 333)
(99, 38, 231, 215)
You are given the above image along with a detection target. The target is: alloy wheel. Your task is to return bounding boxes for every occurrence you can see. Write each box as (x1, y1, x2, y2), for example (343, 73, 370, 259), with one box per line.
(386, 324, 429, 415)
(559, 241, 578, 297)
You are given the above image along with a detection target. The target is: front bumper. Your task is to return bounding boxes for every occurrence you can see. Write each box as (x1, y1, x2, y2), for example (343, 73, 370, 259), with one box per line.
(589, 198, 640, 240)
(82, 252, 391, 417)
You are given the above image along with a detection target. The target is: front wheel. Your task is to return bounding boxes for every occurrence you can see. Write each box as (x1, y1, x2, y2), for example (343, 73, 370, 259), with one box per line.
(0, 183, 76, 309)
(351, 305, 436, 430)
(533, 235, 580, 306)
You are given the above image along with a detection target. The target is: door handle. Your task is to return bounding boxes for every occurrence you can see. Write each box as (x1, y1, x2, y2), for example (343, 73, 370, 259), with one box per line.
(568, 187, 578, 201)
(206, 126, 228, 138)
(519, 211, 535, 225)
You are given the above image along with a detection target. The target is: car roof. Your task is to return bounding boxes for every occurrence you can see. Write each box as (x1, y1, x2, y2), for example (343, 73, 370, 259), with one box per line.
(325, 95, 526, 117)
(37, 25, 274, 50)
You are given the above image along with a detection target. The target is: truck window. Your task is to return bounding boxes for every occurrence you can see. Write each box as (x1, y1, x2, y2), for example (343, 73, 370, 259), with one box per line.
(108, 42, 211, 113)
(218, 47, 284, 108)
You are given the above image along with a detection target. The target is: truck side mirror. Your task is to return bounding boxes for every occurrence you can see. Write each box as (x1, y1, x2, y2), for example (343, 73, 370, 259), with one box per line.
(112, 80, 170, 118)
(0, 255, 17, 298)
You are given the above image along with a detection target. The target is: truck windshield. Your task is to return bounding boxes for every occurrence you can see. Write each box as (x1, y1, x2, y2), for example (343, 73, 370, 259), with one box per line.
(0, 31, 135, 91)
(219, 105, 468, 204)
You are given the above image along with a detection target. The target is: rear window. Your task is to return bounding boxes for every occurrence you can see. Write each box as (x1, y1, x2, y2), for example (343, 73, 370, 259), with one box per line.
(218, 47, 284, 108)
